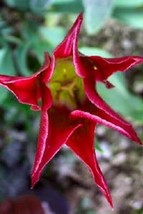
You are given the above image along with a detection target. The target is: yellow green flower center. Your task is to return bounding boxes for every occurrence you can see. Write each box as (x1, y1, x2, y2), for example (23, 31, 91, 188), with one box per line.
(48, 57, 85, 110)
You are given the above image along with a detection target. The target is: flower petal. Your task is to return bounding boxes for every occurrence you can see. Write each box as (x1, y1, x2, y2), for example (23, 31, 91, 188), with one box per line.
(84, 77, 131, 124)
(66, 121, 113, 207)
(54, 13, 83, 58)
(43, 14, 83, 81)
(89, 55, 143, 81)
(0, 53, 51, 110)
(0, 75, 41, 109)
(75, 55, 143, 80)
(31, 107, 81, 187)
(31, 84, 52, 183)
(71, 109, 142, 144)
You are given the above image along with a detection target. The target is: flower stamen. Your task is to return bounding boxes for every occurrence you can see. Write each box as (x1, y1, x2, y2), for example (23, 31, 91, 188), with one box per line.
(48, 57, 85, 109)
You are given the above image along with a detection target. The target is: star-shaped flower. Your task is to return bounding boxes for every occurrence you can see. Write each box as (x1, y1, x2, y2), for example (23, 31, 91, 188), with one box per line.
(0, 14, 143, 207)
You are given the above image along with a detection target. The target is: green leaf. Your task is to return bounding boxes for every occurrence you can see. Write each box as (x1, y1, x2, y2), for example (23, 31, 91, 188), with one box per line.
(82, 0, 115, 34)
(33, 40, 52, 63)
(0, 47, 16, 75)
(5, 0, 30, 11)
(52, 0, 73, 3)
(97, 73, 143, 123)
(33, 26, 66, 62)
(0, 87, 8, 104)
(30, 0, 52, 14)
(95, 142, 103, 152)
(39, 26, 66, 47)
(5, 0, 16, 7)
(113, 8, 143, 29)
(79, 47, 112, 57)
(15, 43, 31, 76)
(0, 47, 16, 103)
(51, 0, 83, 13)
(115, 0, 143, 8)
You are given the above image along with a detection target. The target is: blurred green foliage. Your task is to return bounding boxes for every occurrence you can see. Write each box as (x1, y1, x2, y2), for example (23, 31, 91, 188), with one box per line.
(75, 197, 96, 214)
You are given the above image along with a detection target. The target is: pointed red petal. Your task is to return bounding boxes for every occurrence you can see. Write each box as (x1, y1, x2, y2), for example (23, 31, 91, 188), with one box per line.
(31, 85, 52, 182)
(0, 53, 50, 110)
(31, 107, 81, 187)
(74, 55, 143, 79)
(0, 75, 40, 109)
(84, 77, 130, 125)
(71, 109, 142, 144)
(54, 13, 83, 58)
(66, 121, 113, 207)
(89, 55, 143, 81)
(31, 110, 49, 183)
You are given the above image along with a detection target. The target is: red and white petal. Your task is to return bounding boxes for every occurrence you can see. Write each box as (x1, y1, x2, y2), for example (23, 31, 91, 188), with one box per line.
(31, 107, 81, 187)
(31, 110, 49, 187)
(71, 109, 142, 144)
(0, 75, 41, 110)
(74, 55, 143, 80)
(84, 77, 131, 125)
(31, 85, 52, 183)
(0, 53, 51, 110)
(54, 14, 83, 58)
(44, 13, 83, 81)
(89, 55, 143, 81)
(66, 121, 113, 207)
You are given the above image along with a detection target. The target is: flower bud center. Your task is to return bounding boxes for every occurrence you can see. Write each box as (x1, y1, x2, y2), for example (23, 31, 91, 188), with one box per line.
(48, 57, 85, 110)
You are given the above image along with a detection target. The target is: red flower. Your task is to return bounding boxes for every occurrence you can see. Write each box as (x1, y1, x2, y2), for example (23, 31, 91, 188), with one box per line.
(0, 14, 143, 207)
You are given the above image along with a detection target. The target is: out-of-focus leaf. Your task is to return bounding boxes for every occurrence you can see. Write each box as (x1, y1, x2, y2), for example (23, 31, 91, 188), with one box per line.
(5, 0, 15, 7)
(97, 73, 143, 123)
(52, 0, 73, 3)
(0, 87, 8, 104)
(39, 26, 66, 47)
(0, 47, 16, 103)
(80, 47, 112, 57)
(95, 142, 103, 152)
(21, 21, 38, 41)
(15, 43, 31, 76)
(5, 0, 30, 11)
(82, 0, 114, 34)
(33, 40, 52, 63)
(3, 35, 21, 45)
(113, 8, 143, 29)
(33, 26, 66, 61)
(51, 0, 83, 13)
(30, 0, 52, 14)
(115, 0, 143, 8)
(6, 0, 53, 14)
(0, 47, 16, 75)
(0, 17, 13, 36)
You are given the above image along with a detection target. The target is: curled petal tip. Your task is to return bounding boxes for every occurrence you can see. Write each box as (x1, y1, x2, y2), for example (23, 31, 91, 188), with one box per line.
(137, 140, 143, 145)
(30, 186, 34, 190)
(102, 186, 113, 208)
(78, 12, 83, 20)
(131, 133, 143, 145)
(31, 172, 40, 189)
(139, 140, 143, 145)
(31, 179, 35, 189)
(108, 197, 114, 208)
(31, 180, 37, 190)
(103, 80, 114, 89)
